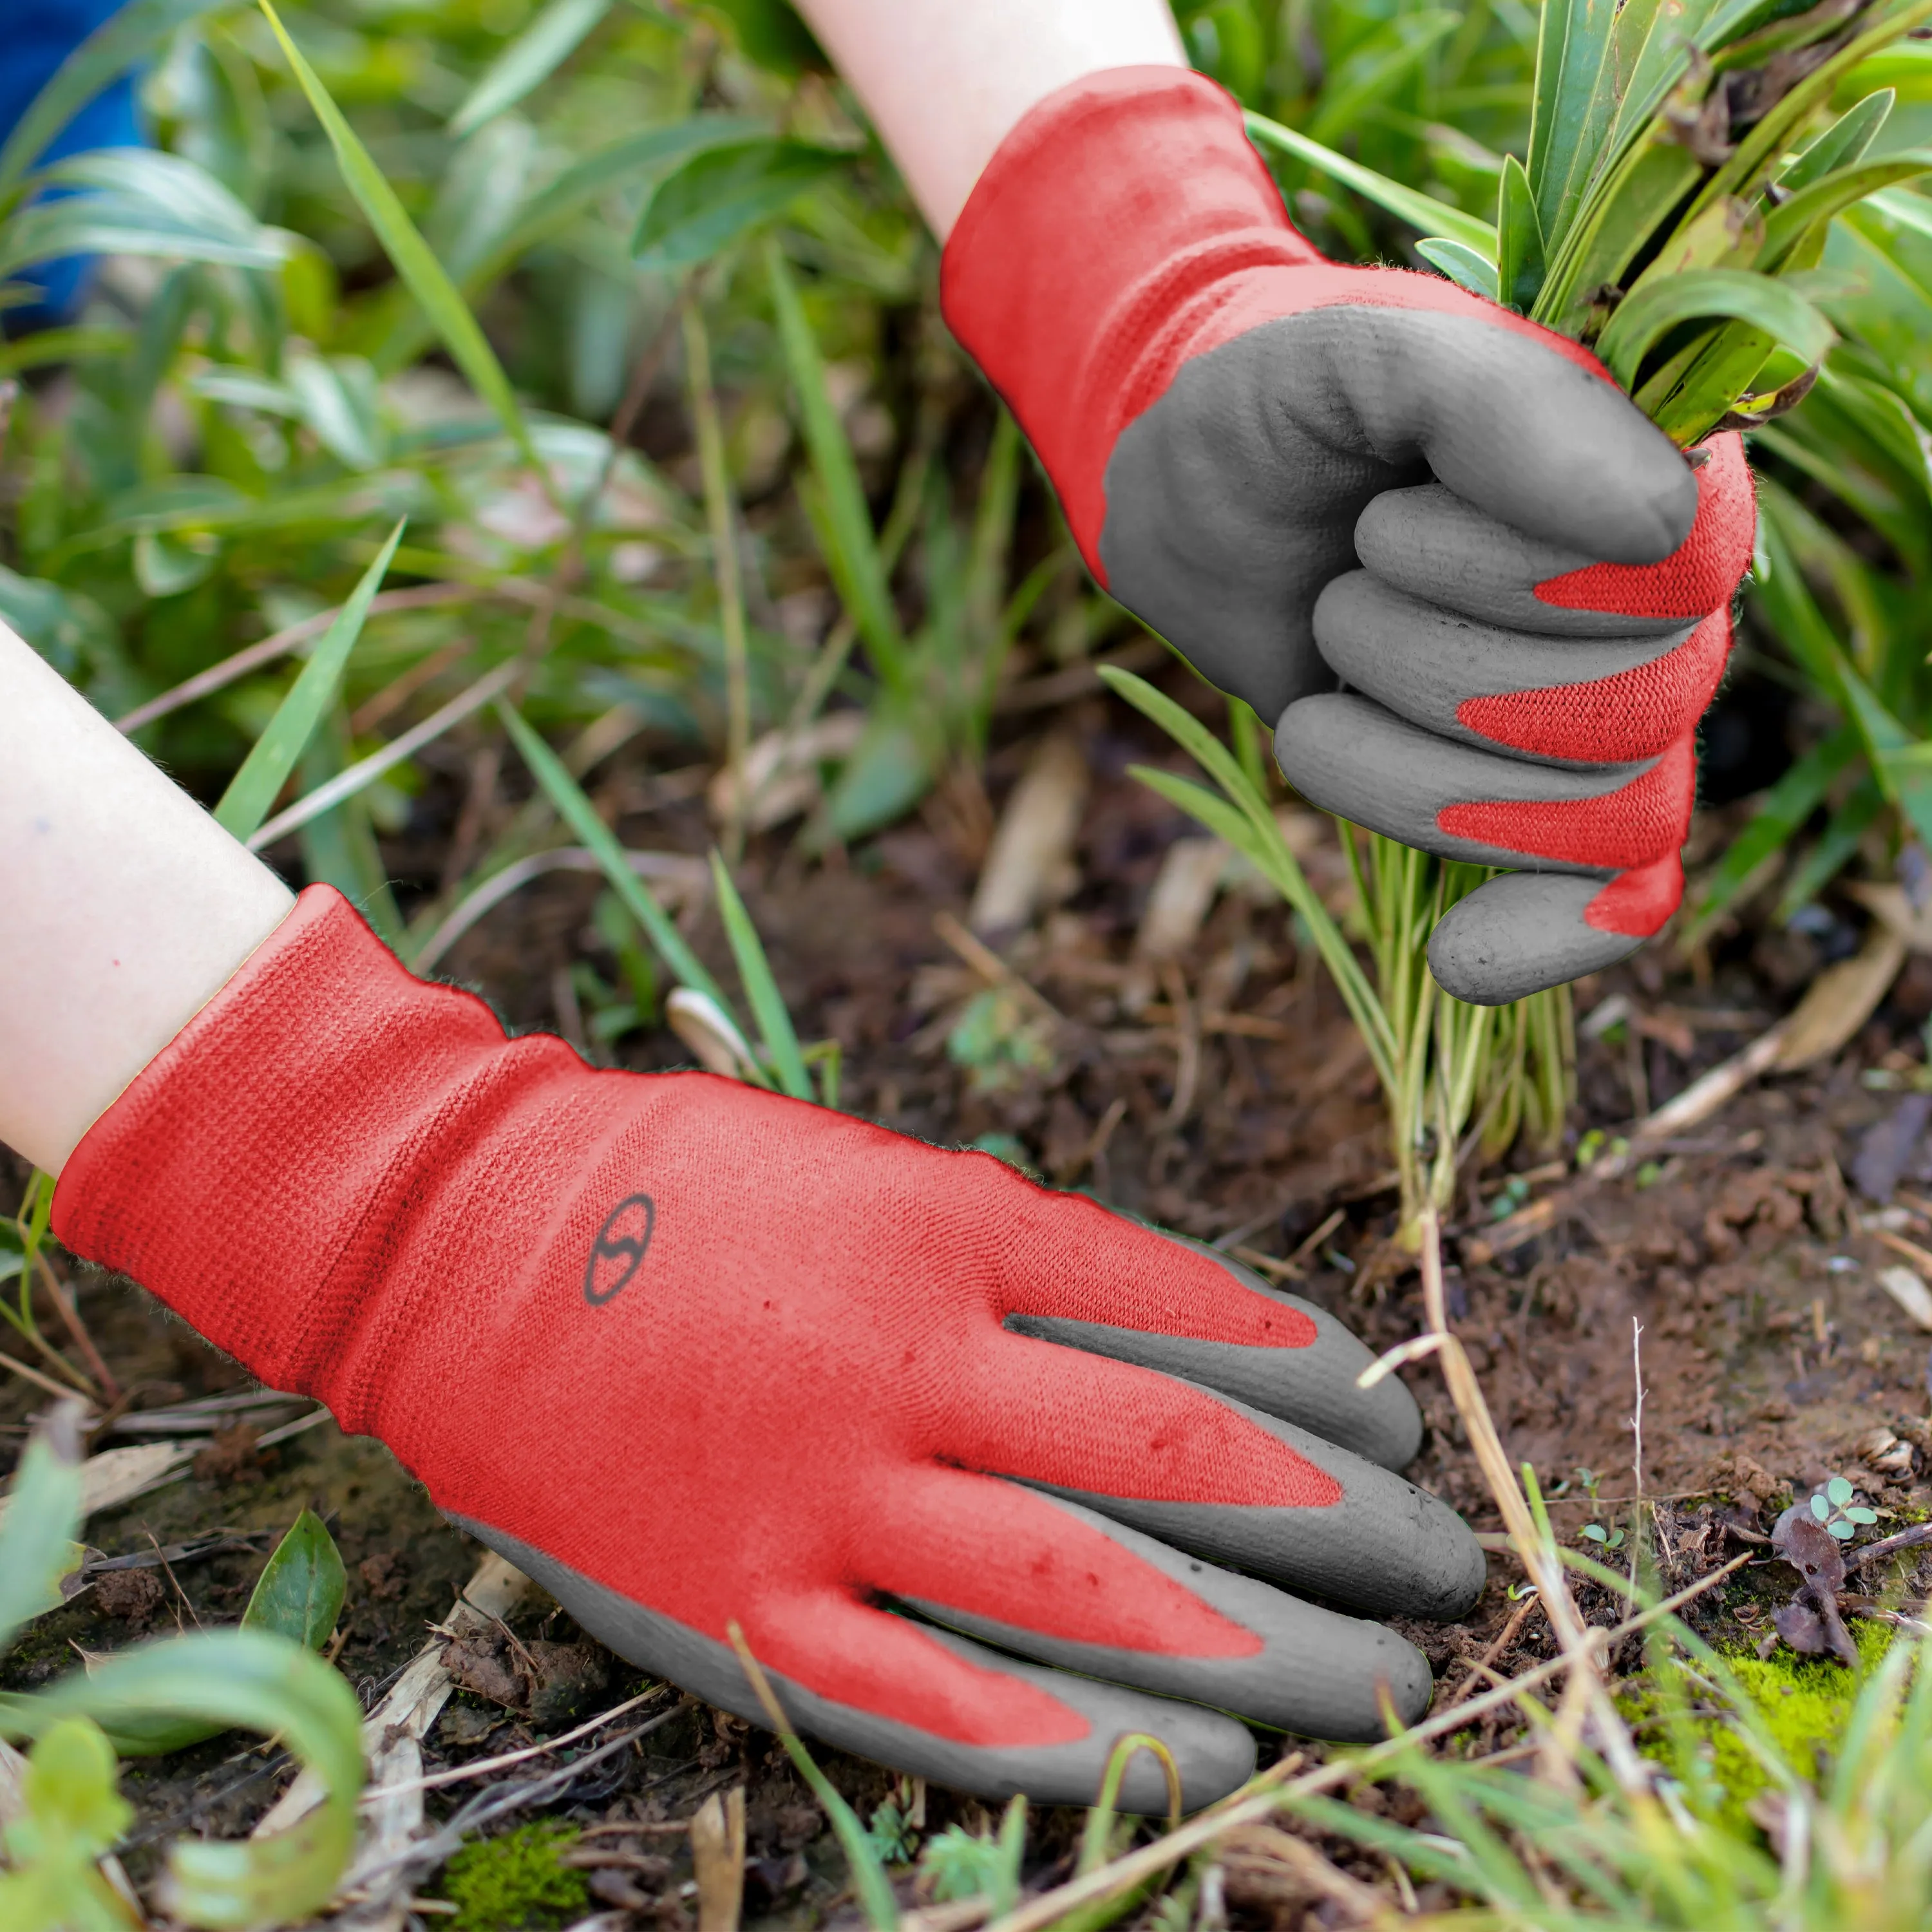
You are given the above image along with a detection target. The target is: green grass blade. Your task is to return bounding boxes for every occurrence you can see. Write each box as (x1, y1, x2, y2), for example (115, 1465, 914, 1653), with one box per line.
(495, 701, 734, 1015)
(766, 236, 907, 687)
(213, 520, 405, 842)
(1497, 153, 1546, 310)
(708, 851, 813, 1101)
(1417, 236, 1500, 297)
(1758, 150, 1932, 270)
(634, 140, 849, 270)
(1121, 753, 1398, 1086)
(1776, 774, 1885, 919)
(257, 0, 548, 485)
(450, 0, 611, 136)
(1526, 0, 1622, 242)
(0, 0, 227, 200)
(1682, 723, 1859, 945)
(1782, 89, 1896, 192)
(1595, 268, 1833, 390)
(0, 1409, 85, 1656)
(1304, 12, 1462, 149)
(726, 1622, 899, 1932)
(366, 115, 764, 372)
(1243, 111, 1497, 252)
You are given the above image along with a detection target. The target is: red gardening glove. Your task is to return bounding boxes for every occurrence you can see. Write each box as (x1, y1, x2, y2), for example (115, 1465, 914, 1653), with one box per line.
(55, 889, 1481, 1810)
(942, 68, 1756, 1005)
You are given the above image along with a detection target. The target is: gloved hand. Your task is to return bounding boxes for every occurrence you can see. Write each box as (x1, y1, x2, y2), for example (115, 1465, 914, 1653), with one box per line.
(55, 887, 1482, 1810)
(942, 66, 1756, 1005)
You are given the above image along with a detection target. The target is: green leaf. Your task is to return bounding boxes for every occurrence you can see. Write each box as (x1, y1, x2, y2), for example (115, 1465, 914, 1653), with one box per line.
(1497, 153, 1546, 311)
(822, 707, 936, 842)
(366, 115, 764, 373)
(495, 702, 734, 1016)
(243, 1510, 347, 1653)
(0, 150, 290, 282)
(2, 1629, 364, 1929)
(212, 519, 405, 842)
(1782, 90, 1897, 194)
(708, 852, 813, 1101)
(0, 1717, 137, 1932)
(257, 0, 547, 483)
(1417, 236, 1500, 298)
(1304, 12, 1463, 149)
(1683, 724, 1858, 944)
(450, 0, 612, 136)
(0, 0, 230, 200)
(632, 139, 849, 270)
(1535, 140, 1703, 334)
(1527, 0, 1622, 242)
(1837, 41, 1932, 101)
(1595, 269, 1834, 391)
(767, 239, 905, 687)
(99, 1510, 349, 1759)
(1829, 1475, 1855, 1506)
(1759, 151, 1932, 274)
(1242, 111, 1498, 253)
(695, 0, 829, 75)
(0, 1411, 85, 1657)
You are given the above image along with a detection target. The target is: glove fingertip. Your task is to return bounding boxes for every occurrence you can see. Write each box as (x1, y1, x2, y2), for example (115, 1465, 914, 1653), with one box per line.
(1428, 874, 1646, 1005)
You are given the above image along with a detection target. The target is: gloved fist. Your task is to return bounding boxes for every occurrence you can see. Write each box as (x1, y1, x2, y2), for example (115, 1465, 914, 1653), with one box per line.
(1283, 439, 1752, 1003)
(55, 888, 1482, 1810)
(942, 67, 1756, 1003)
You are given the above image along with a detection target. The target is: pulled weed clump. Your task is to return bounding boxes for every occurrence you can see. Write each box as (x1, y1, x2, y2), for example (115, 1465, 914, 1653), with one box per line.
(1117, 0, 1932, 1260)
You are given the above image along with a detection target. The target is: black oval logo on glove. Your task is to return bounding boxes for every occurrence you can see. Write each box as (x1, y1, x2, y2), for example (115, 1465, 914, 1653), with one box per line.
(584, 1195, 654, 1305)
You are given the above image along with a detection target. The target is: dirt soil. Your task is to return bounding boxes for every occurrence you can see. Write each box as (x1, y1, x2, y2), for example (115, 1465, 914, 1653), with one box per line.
(8, 672, 1932, 1928)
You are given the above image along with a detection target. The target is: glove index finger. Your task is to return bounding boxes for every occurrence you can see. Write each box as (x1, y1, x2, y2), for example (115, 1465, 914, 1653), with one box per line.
(1355, 433, 1753, 635)
(1304, 301, 1696, 566)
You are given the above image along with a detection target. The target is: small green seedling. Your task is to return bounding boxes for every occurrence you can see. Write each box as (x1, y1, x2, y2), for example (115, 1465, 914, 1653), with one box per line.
(1489, 1173, 1532, 1220)
(863, 1778, 920, 1864)
(1581, 1522, 1626, 1550)
(1812, 1475, 1880, 1541)
(916, 1797, 1027, 1912)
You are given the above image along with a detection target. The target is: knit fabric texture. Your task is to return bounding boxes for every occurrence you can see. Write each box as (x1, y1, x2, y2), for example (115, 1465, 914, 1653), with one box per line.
(938, 66, 1752, 959)
(53, 887, 1355, 1747)
(938, 66, 1605, 579)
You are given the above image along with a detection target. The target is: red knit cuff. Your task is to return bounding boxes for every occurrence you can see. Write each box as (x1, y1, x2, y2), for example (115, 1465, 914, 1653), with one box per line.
(940, 66, 1321, 571)
(51, 886, 544, 1412)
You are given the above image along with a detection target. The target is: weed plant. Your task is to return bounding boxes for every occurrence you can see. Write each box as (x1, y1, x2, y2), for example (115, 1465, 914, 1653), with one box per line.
(0, 1407, 365, 1928)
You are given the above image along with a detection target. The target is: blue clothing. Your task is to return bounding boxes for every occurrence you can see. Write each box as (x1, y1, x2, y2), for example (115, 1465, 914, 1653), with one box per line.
(3, 0, 145, 327)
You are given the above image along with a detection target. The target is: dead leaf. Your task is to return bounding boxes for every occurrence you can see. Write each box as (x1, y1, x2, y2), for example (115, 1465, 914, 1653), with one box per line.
(693, 1786, 747, 1932)
(969, 734, 1088, 936)
(1777, 928, 1908, 1070)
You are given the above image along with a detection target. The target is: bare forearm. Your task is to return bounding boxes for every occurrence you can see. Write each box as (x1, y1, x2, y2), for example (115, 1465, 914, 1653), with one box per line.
(791, 0, 1185, 236)
(0, 624, 293, 1173)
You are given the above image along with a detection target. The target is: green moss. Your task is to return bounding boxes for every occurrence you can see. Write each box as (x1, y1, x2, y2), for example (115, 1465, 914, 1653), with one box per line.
(1636, 1623, 1897, 1833)
(439, 1824, 587, 1932)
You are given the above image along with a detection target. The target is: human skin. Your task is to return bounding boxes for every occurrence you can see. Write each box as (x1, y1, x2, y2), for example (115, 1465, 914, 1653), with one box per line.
(0, 1, 1187, 1177)
(791, 0, 1186, 236)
